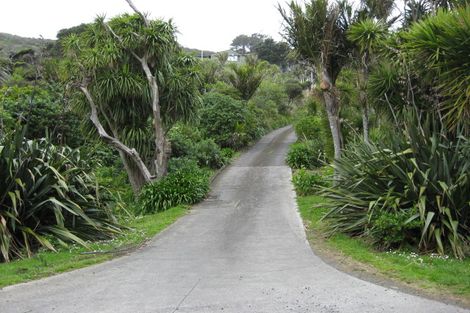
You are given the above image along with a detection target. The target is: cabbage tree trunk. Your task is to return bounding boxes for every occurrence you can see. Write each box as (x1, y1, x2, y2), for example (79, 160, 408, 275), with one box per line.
(362, 103, 369, 143)
(321, 70, 342, 160)
(119, 151, 148, 194)
(360, 55, 370, 144)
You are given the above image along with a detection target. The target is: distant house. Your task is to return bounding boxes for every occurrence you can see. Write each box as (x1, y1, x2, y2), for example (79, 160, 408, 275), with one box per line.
(199, 51, 215, 59)
(227, 51, 242, 62)
(210, 50, 244, 63)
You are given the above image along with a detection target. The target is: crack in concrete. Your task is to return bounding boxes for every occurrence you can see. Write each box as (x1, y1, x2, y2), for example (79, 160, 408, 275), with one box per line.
(171, 278, 201, 313)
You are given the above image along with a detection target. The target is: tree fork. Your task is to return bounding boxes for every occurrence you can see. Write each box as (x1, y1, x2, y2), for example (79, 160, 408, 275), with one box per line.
(80, 85, 153, 184)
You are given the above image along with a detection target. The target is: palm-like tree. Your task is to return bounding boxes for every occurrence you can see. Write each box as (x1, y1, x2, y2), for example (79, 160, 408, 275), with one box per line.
(279, 0, 353, 159)
(348, 19, 388, 142)
(359, 0, 395, 20)
(404, 6, 470, 130)
(404, 0, 431, 26)
(63, 1, 200, 193)
(226, 55, 269, 101)
(404, 0, 465, 26)
(215, 52, 229, 66)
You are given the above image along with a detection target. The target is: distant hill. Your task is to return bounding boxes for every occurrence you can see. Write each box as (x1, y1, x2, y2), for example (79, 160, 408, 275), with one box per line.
(0, 33, 54, 58)
(183, 47, 216, 58)
(0, 32, 214, 60)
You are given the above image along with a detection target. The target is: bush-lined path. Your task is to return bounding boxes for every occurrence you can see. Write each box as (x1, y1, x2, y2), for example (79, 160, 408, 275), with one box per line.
(0, 126, 467, 313)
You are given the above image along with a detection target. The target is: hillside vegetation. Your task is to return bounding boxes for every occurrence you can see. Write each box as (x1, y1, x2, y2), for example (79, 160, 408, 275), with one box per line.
(0, 33, 53, 57)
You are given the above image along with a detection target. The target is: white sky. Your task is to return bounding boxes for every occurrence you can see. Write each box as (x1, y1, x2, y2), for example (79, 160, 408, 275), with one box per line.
(0, 0, 288, 52)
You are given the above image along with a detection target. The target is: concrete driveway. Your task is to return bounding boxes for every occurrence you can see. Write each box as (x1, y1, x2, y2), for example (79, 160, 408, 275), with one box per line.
(0, 126, 467, 312)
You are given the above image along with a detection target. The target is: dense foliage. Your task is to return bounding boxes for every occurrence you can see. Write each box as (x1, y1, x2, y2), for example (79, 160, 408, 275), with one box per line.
(286, 139, 325, 169)
(168, 124, 227, 169)
(0, 85, 81, 147)
(7, 0, 467, 267)
(322, 112, 470, 257)
(199, 93, 262, 149)
(0, 0, 297, 264)
(403, 6, 470, 128)
(294, 115, 323, 141)
(283, 1, 470, 259)
(292, 169, 325, 196)
(0, 129, 120, 262)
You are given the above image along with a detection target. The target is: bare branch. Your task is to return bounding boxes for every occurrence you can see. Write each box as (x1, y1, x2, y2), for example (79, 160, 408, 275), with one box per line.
(139, 57, 166, 178)
(124, 0, 149, 26)
(103, 23, 143, 62)
(79, 84, 153, 182)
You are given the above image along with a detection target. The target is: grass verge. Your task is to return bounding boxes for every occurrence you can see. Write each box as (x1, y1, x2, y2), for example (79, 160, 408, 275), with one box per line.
(297, 194, 470, 302)
(0, 205, 188, 289)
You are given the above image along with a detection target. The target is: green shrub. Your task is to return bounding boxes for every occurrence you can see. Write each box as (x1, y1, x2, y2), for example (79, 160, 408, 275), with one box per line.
(81, 141, 120, 168)
(168, 124, 203, 158)
(169, 131, 193, 158)
(0, 85, 82, 147)
(250, 79, 289, 115)
(286, 140, 325, 169)
(199, 92, 263, 149)
(0, 128, 121, 262)
(294, 115, 323, 141)
(369, 210, 421, 249)
(249, 83, 292, 131)
(138, 159, 210, 214)
(285, 79, 304, 103)
(292, 169, 324, 196)
(221, 147, 235, 160)
(95, 165, 134, 212)
(208, 81, 242, 100)
(169, 124, 226, 169)
(322, 111, 470, 258)
(192, 139, 226, 169)
(304, 97, 321, 115)
(167, 157, 199, 173)
(340, 104, 363, 144)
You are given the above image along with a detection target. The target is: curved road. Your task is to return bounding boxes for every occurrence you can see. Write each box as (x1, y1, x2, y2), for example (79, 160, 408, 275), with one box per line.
(0, 126, 467, 313)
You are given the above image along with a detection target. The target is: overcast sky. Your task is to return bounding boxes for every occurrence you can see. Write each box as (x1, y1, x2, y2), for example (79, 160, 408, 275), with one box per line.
(0, 0, 288, 52)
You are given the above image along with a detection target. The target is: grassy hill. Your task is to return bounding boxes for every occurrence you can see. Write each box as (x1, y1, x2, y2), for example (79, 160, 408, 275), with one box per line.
(0, 33, 54, 58)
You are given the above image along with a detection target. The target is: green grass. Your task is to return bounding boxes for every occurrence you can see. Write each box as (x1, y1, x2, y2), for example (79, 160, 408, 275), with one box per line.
(297, 194, 470, 298)
(0, 205, 188, 288)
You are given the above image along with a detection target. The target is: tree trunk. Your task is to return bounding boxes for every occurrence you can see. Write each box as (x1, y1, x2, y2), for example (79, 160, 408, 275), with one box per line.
(360, 59, 370, 144)
(80, 85, 153, 194)
(118, 151, 148, 194)
(140, 59, 168, 179)
(125, 0, 169, 179)
(362, 103, 369, 143)
(321, 70, 342, 160)
(323, 91, 342, 160)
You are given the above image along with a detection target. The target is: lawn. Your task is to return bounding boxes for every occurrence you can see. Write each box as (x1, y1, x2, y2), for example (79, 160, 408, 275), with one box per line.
(297, 195, 470, 299)
(0, 205, 188, 288)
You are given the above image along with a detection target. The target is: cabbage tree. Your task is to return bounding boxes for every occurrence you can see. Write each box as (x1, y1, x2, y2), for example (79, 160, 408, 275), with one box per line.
(279, 0, 353, 159)
(347, 19, 388, 142)
(226, 55, 270, 101)
(63, 1, 200, 193)
(403, 6, 470, 130)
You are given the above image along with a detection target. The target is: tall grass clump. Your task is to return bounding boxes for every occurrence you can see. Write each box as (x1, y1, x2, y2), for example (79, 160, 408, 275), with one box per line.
(0, 128, 121, 262)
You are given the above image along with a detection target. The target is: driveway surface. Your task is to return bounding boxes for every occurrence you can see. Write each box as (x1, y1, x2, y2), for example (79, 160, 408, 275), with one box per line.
(0, 126, 467, 313)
